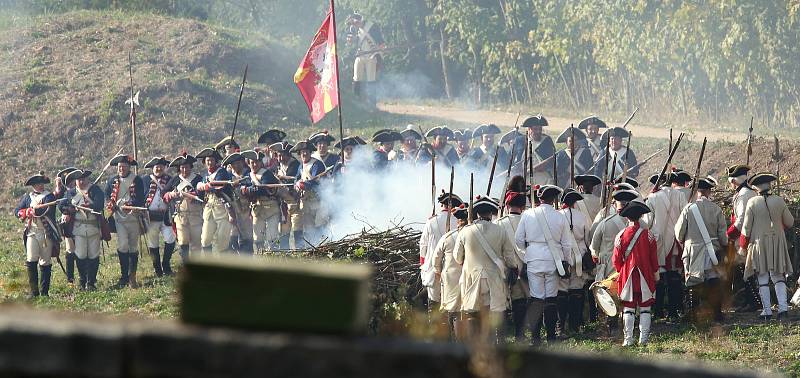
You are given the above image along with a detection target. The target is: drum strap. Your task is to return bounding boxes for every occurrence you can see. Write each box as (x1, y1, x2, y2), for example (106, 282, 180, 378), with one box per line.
(688, 204, 719, 265)
(624, 228, 644, 261)
(533, 207, 566, 276)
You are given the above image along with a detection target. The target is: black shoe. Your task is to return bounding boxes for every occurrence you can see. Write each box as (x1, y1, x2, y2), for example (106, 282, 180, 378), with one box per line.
(129, 254, 140, 288)
(87, 258, 99, 291)
(760, 314, 772, 321)
(39, 265, 52, 297)
(26, 261, 39, 298)
(76, 258, 88, 290)
(65, 252, 76, 284)
(162, 243, 175, 276)
(777, 311, 788, 321)
(116, 252, 130, 288)
(149, 248, 163, 277)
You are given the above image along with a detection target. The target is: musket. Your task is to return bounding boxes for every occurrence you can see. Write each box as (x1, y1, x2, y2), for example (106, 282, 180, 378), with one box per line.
(602, 155, 618, 216)
(621, 131, 633, 180)
(126, 52, 140, 175)
(180, 192, 205, 204)
(746, 116, 754, 166)
(486, 147, 499, 196)
(687, 137, 707, 203)
(523, 138, 529, 188)
(94, 147, 125, 185)
(229, 64, 249, 143)
(527, 141, 534, 185)
(33, 198, 68, 209)
(626, 148, 666, 172)
(207, 177, 247, 187)
(120, 205, 148, 212)
(773, 134, 782, 194)
(446, 166, 455, 232)
(498, 117, 521, 216)
(430, 154, 437, 217)
(551, 149, 558, 188)
(600, 130, 612, 207)
(668, 129, 673, 155)
(652, 132, 685, 190)
(468, 173, 474, 224)
(255, 183, 295, 188)
(75, 205, 102, 216)
(569, 124, 575, 188)
(621, 107, 639, 128)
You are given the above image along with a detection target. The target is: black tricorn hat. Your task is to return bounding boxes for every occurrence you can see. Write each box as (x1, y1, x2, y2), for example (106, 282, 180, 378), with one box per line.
(25, 171, 50, 186)
(473, 196, 500, 213)
(290, 140, 316, 153)
(169, 154, 197, 167)
(451, 204, 469, 220)
(66, 169, 92, 183)
(575, 174, 602, 188)
(309, 131, 336, 145)
(612, 189, 639, 203)
(110, 154, 138, 166)
(606, 127, 630, 139)
(560, 188, 584, 206)
(727, 164, 751, 178)
(697, 176, 718, 190)
(258, 129, 287, 145)
(615, 176, 640, 188)
(648, 172, 676, 186)
(269, 141, 294, 153)
(425, 126, 455, 139)
(437, 190, 463, 207)
(221, 152, 243, 166)
(472, 124, 502, 137)
(748, 172, 778, 187)
(214, 136, 239, 151)
(241, 149, 265, 162)
(522, 114, 548, 128)
(614, 183, 636, 192)
(335, 136, 367, 149)
(57, 167, 78, 179)
(672, 169, 692, 184)
(620, 200, 651, 219)
(499, 130, 525, 145)
(372, 129, 403, 143)
(196, 148, 223, 161)
(577, 116, 607, 130)
(400, 125, 423, 141)
(537, 184, 562, 200)
(144, 157, 170, 169)
(556, 127, 587, 143)
(452, 129, 472, 142)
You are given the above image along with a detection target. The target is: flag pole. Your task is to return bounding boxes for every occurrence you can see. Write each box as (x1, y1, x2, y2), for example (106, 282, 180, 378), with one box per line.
(330, 0, 346, 167)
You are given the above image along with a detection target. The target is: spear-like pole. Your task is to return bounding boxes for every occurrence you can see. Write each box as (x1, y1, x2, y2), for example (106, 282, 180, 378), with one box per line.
(330, 0, 346, 167)
(486, 148, 500, 196)
(468, 173, 474, 224)
(569, 124, 575, 188)
(229, 64, 249, 143)
(446, 166, 455, 232)
(127, 52, 138, 175)
(687, 137, 708, 203)
(746, 116, 754, 166)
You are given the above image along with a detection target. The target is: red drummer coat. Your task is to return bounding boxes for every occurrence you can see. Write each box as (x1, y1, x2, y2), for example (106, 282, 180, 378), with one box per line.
(612, 222, 659, 307)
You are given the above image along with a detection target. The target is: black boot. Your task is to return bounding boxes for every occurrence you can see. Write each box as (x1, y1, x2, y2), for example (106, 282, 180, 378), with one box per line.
(162, 243, 175, 276)
(544, 297, 559, 342)
(293, 231, 305, 249)
(568, 289, 585, 333)
(76, 258, 88, 290)
(654, 278, 667, 319)
(65, 252, 76, 284)
(26, 262, 39, 298)
(87, 258, 99, 291)
(511, 298, 529, 343)
(447, 312, 459, 342)
(179, 245, 190, 263)
(240, 239, 254, 255)
(116, 252, 129, 288)
(685, 285, 697, 323)
(667, 271, 684, 320)
(39, 265, 52, 297)
(585, 282, 598, 322)
(556, 291, 569, 337)
(527, 298, 545, 345)
(149, 248, 163, 277)
(129, 254, 139, 288)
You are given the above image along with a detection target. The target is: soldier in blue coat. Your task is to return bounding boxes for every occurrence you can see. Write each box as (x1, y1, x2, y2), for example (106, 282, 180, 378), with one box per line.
(310, 131, 341, 168)
(15, 172, 60, 298)
(196, 147, 236, 254)
(60, 169, 105, 291)
(141, 157, 176, 277)
(104, 155, 145, 288)
(292, 141, 328, 247)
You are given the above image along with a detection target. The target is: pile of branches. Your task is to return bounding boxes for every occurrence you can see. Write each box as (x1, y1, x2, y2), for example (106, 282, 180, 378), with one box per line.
(297, 224, 424, 334)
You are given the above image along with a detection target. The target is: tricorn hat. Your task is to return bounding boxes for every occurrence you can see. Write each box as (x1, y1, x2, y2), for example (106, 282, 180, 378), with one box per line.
(144, 157, 170, 169)
(672, 169, 692, 184)
(577, 116, 607, 130)
(220, 152, 243, 166)
(335, 136, 367, 149)
(606, 127, 630, 139)
(169, 153, 197, 167)
(748, 172, 778, 187)
(499, 130, 525, 145)
(561, 188, 584, 206)
(110, 154, 137, 166)
(727, 164, 751, 178)
(290, 140, 316, 153)
(425, 126, 455, 140)
(241, 149, 265, 162)
(522, 114, 548, 128)
(372, 129, 403, 143)
(309, 131, 336, 145)
(269, 141, 294, 154)
(620, 199, 651, 219)
(614, 183, 636, 192)
(437, 190, 463, 207)
(400, 125, 423, 141)
(537, 184, 563, 200)
(556, 127, 587, 143)
(697, 176, 718, 190)
(258, 129, 287, 145)
(473, 196, 500, 213)
(615, 176, 640, 188)
(612, 189, 639, 203)
(196, 148, 223, 161)
(575, 174, 602, 188)
(452, 204, 469, 220)
(472, 124, 502, 137)
(25, 171, 50, 186)
(65, 169, 92, 183)
(214, 136, 239, 151)
(648, 172, 676, 186)
(452, 129, 472, 142)
(57, 167, 78, 179)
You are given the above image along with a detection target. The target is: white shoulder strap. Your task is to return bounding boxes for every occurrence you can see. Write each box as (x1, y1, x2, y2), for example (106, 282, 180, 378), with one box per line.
(500, 218, 525, 261)
(688, 204, 719, 265)
(533, 207, 566, 276)
(624, 228, 644, 260)
(474, 224, 507, 279)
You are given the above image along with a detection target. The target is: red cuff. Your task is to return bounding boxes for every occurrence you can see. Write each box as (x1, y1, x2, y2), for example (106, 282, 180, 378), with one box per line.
(419, 256, 425, 265)
(739, 234, 749, 250)
(726, 224, 740, 240)
(17, 209, 26, 219)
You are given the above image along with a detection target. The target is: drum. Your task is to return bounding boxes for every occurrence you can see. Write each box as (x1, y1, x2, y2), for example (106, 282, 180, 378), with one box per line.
(590, 272, 621, 317)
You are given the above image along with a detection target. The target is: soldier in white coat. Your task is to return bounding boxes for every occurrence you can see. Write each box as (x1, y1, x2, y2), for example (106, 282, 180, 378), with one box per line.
(558, 189, 592, 335)
(515, 185, 572, 343)
(494, 190, 528, 342)
(643, 172, 687, 320)
(419, 192, 462, 308)
(741, 173, 795, 320)
(675, 176, 727, 322)
(432, 205, 469, 340)
(455, 197, 518, 336)
(726, 164, 761, 312)
(575, 175, 602, 221)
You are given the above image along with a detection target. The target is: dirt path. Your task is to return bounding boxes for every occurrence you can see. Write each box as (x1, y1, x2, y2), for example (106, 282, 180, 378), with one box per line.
(379, 103, 744, 142)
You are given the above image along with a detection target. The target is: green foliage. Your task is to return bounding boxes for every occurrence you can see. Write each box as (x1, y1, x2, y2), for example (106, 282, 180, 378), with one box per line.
(23, 75, 49, 94)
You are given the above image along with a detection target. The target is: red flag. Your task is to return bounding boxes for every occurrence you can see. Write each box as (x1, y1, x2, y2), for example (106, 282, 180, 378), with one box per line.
(294, 7, 339, 123)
